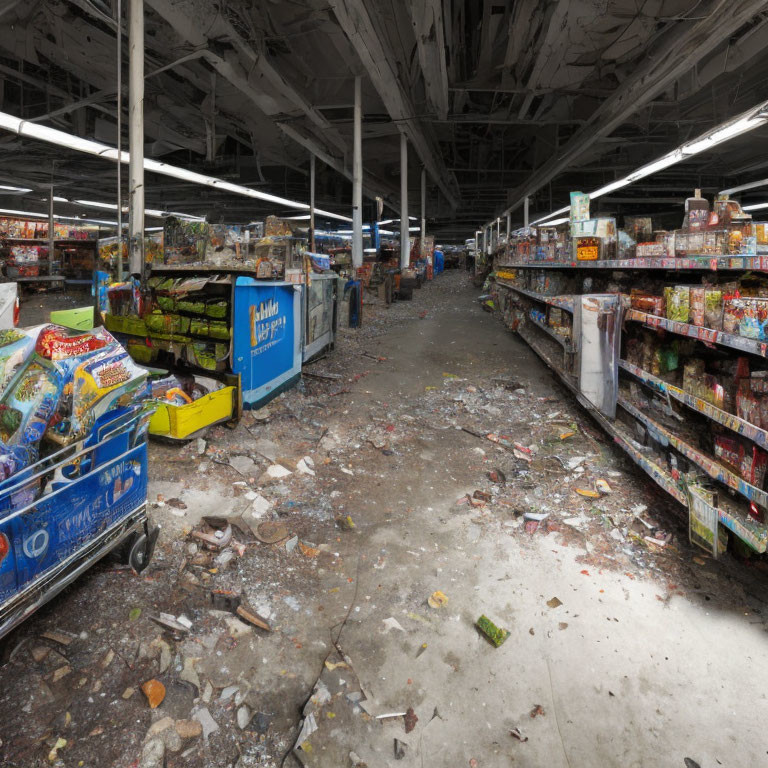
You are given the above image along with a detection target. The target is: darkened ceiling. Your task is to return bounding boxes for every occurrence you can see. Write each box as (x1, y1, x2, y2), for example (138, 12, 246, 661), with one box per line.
(1, 0, 768, 240)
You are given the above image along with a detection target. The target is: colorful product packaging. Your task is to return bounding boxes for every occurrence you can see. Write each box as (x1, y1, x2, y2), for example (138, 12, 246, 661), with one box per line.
(703, 289, 723, 330)
(664, 286, 690, 323)
(689, 287, 706, 327)
(630, 289, 665, 316)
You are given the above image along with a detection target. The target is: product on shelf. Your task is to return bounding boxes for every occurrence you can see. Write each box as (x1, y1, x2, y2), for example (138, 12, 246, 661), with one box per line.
(630, 289, 665, 316)
(664, 286, 690, 322)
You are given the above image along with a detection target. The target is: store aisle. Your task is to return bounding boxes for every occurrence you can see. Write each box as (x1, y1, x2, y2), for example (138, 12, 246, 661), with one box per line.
(0, 272, 765, 768)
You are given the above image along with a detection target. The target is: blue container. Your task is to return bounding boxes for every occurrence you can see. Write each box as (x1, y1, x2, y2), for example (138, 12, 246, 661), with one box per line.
(0, 407, 151, 635)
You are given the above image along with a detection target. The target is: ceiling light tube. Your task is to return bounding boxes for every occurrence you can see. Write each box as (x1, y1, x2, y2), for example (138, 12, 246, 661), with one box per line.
(0, 109, 351, 220)
(0, 184, 32, 194)
(742, 202, 768, 211)
(504, 97, 768, 230)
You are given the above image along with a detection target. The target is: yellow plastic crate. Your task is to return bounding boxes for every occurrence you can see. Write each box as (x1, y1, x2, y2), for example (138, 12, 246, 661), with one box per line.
(149, 385, 235, 439)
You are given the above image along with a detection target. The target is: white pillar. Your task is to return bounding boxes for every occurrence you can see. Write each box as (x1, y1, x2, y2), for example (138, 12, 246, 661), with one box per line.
(420, 167, 426, 255)
(400, 132, 409, 269)
(506, 212, 511, 239)
(309, 153, 316, 253)
(128, 0, 144, 277)
(116, 0, 123, 280)
(523, 196, 530, 228)
(352, 75, 363, 269)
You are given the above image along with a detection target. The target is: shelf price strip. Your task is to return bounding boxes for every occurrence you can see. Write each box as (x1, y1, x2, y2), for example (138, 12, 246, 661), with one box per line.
(626, 309, 768, 358)
(619, 359, 768, 451)
(496, 280, 574, 312)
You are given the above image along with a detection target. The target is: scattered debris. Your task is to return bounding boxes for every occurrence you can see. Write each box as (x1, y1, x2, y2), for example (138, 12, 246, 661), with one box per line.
(382, 617, 405, 633)
(529, 704, 545, 718)
(546, 597, 563, 609)
(394, 738, 408, 759)
(476, 615, 510, 647)
(254, 521, 289, 544)
(141, 679, 166, 709)
(427, 590, 448, 609)
(150, 613, 191, 636)
(404, 707, 418, 734)
(510, 727, 528, 743)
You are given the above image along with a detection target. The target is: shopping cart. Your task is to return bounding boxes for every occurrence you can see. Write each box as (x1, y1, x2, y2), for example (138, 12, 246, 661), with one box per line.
(0, 404, 157, 640)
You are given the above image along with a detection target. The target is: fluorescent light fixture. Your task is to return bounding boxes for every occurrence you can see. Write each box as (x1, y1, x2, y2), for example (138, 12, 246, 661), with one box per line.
(0, 206, 117, 226)
(74, 198, 116, 210)
(364, 248, 376, 253)
(52, 196, 69, 202)
(286, 215, 311, 220)
(500, 98, 768, 231)
(0, 110, 353, 221)
(378, 228, 394, 235)
(531, 206, 570, 226)
(537, 216, 570, 227)
(0, 184, 31, 194)
(379, 217, 417, 225)
(146, 226, 164, 231)
(743, 202, 768, 211)
(335, 226, 371, 234)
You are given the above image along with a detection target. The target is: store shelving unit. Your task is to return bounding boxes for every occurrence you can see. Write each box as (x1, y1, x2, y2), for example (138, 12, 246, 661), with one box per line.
(491, 232, 768, 556)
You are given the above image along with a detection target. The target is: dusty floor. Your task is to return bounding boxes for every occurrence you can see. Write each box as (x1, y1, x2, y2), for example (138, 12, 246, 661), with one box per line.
(2, 271, 768, 768)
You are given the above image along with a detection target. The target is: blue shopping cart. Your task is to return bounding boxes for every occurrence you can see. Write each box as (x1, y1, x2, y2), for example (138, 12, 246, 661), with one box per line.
(0, 404, 157, 641)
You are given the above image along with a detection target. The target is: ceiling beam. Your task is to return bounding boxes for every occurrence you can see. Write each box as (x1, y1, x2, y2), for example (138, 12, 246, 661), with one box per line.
(328, 0, 460, 209)
(502, 0, 768, 217)
(407, 0, 449, 120)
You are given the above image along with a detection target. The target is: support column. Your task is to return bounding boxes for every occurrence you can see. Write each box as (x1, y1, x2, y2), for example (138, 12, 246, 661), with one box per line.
(352, 75, 363, 269)
(116, 0, 123, 280)
(506, 212, 511, 239)
(420, 167, 426, 255)
(48, 183, 55, 274)
(128, 0, 144, 278)
(400, 132, 409, 269)
(309, 153, 316, 253)
(524, 196, 530, 228)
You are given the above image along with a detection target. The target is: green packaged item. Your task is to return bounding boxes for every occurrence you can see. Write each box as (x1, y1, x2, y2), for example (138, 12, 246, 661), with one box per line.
(177, 299, 206, 314)
(104, 313, 147, 336)
(187, 342, 229, 371)
(704, 289, 723, 330)
(190, 319, 231, 340)
(664, 286, 690, 323)
(206, 300, 229, 319)
(145, 312, 190, 334)
(157, 296, 176, 311)
(126, 342, 158, 364)
(476, 615, 509, 647)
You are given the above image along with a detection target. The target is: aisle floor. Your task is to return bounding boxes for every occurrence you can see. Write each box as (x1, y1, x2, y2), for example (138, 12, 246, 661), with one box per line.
(1, 272, 766, 768)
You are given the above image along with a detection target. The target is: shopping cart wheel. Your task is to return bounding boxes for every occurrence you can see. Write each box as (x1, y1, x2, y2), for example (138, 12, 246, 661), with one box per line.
(127, 524, 160, 573)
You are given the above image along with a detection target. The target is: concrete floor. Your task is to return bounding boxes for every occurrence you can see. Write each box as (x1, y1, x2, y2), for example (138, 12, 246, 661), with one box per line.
(1, 272, 766, 768)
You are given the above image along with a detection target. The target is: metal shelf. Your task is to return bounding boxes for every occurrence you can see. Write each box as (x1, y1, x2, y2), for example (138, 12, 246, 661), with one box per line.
(625, 308, 768, 358)
(619, 359, 768, 451)
(511, 307, 768, 552)
(505, 254, 768, 271)
(496, 280, 574, 312)
(618, 395, 768, 509)
(528, 315, 572, 349)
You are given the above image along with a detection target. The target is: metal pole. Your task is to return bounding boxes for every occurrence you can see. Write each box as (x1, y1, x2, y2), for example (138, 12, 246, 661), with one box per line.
(400, 132, 408, 269)
(309, 153, 316, 253)
(524, 196, 530, 228)
(352, 75, 363, 269)
(506, 212, 511, 239)
(48, 182, 54, 274)
(128, 0, 144, 278)
(116, 0, 123, 280)
(420, 166, 426, 254)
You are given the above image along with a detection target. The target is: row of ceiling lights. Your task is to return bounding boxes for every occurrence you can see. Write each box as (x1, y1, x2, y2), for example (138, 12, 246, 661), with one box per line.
(479, 99, 768, 236)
